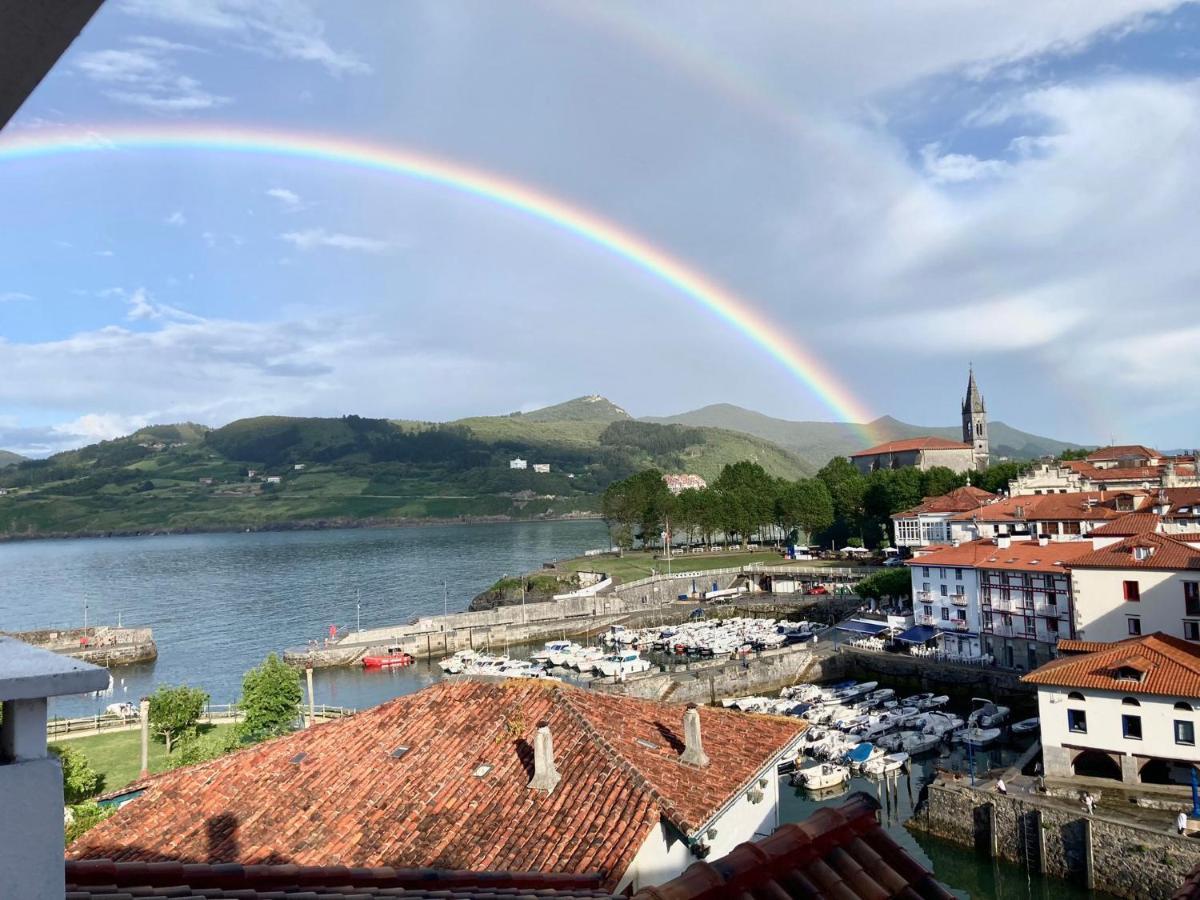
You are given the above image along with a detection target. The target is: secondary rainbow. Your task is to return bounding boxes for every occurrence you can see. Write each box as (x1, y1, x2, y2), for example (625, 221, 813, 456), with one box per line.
(0, 124, 877, 439)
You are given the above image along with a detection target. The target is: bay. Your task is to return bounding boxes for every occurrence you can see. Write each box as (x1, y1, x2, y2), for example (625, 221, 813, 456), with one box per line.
(0, 519, 610, 717)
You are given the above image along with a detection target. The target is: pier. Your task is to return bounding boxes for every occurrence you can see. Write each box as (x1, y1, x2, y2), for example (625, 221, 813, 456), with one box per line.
(4, 626, 157, 667)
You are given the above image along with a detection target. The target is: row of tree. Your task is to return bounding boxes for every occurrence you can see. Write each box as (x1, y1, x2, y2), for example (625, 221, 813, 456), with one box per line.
(601, 457, 1030, 550)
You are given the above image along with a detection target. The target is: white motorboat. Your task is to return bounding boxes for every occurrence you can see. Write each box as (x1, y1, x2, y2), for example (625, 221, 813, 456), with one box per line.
(921, 712, 965, 738)
(892, 730, 942, 754)
(531, 640, 583, 667)
(438, 649, 478, 674)
(567, 646, 605, 670)
(795, 762, 850, 790)
(953, 726, 1002, 747)
(968, 698, 1011, 729)
(1011, 717, 1040, 735)
(863, 752, 909, 776)
(596, 650, 652, 677)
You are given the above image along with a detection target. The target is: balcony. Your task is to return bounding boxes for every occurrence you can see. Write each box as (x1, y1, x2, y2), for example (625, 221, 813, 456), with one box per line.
(951, 596, 968, 607)
(952, 620, 971, 631)
(916, 591, 933, 602)
(918, 614, 937, 626)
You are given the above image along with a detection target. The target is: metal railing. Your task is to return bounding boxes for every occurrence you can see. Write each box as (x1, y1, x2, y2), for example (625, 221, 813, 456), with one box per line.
(46, 702, 354, 739)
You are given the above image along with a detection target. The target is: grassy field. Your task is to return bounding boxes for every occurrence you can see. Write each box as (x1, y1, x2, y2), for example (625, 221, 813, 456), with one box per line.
(559, 550, 854, 582)
(53, 723, 237, 795)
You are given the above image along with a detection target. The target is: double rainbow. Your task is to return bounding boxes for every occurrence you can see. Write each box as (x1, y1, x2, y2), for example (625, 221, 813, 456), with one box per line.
(0, 124, 876, 440)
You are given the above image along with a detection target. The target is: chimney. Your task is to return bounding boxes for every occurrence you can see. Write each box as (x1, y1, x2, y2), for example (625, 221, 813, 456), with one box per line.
(996, 535, 1011, 550)
(528, 721, 561, 793)
(680, 703, 710, 767)
(1039, 535, 1050, 547)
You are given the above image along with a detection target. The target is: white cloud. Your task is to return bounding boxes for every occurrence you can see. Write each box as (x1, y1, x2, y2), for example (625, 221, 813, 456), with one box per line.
(279, 228, 395, 253)
(266, 187, 304, 209)
(121, 0, 369, 75)
(55, 413, 151, 443)
(0, 292, 33, 303)
(919, 144, 1011, 184)
(94, 250, 115, 258)
(75, 42, 229, 113)
(164, 210, 187, 226)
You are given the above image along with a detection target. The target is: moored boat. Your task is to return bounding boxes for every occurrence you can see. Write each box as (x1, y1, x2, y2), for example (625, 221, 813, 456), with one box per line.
(794, 761, 850, 790)
(1011, 717, 1040, 735)
(362, 648, 414, 668)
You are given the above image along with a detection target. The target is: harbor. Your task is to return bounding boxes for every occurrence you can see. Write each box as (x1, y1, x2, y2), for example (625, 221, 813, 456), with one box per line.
(3, 626, 157, 667)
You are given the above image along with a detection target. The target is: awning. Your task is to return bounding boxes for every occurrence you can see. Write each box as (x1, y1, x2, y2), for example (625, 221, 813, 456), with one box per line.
(895, 624, 940, 644)
(836, 619, 889, 636)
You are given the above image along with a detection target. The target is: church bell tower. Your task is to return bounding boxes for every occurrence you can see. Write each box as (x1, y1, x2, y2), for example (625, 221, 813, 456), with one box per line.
(962, 367, 989, 471)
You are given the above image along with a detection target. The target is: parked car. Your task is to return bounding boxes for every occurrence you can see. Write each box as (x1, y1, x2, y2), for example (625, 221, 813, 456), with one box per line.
(806, 585, 829, 596)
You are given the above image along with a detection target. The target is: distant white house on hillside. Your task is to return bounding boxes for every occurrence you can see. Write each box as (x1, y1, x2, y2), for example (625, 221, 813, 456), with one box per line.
(663, 474, 707, 495)
(532, 463, 550, 474)
(509, 458, 527, 470)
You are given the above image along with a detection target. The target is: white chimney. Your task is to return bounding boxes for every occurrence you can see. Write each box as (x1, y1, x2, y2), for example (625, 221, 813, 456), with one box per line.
(680, 703, 710, 767)
(528, 720, 561, 793)
(996, 535, 1011, 550)
(1039, 536, 1050, 547)
(0, 638, 110, 900)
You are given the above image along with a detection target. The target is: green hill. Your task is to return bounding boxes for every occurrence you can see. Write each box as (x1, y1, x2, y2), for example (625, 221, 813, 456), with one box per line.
(644, 405, 1081, 466)
(0, 399, 808, 538)
(0, 450, 25, 468)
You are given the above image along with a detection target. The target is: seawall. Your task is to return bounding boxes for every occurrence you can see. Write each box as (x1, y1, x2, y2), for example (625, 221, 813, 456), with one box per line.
(5, 627, 157, 667)
(911, 777, 1200, 899)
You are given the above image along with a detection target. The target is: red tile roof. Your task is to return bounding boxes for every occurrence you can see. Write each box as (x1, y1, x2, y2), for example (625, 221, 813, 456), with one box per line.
(906, 538, 1097, 573)
(892, 486, 998, 519)
(66, 860, 610, 899)
(632, 792, 952, 900)
(850, 436, 971, 457)
(1090, 512, 1163, 536)
(65, 794, 950, 900)
(1023, 633, 1200, 697)
(1056, 639, 1115, 655)
(1068, 532, 1200, 571)
(948, 491, 1146, 523)
(68, 680, 803, 890)
(1086, 445, 1162, 462)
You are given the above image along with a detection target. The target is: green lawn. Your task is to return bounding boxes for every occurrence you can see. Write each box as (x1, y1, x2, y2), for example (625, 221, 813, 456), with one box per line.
(559, 549, 855, 582)
(54, 723, 237, 796)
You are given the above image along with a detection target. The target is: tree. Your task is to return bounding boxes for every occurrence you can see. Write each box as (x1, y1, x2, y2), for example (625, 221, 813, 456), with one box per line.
(713, 462, 776, 547)
(170, 727, 242, 769)
(49, 743, 99, 803)
(600, 469, 673, 548)
(854, 568, 913, 604)
(919, 466, 966, 499)
(148, 685, 209, 753)
(776, 479, 834, 543)
(65, 801, 115, 846)
(816, 457, 866, 546)
(239, 653, 302, 741)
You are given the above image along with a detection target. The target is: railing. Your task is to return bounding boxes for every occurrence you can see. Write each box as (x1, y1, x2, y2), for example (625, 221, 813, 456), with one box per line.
(951, 596, 968, 607)
(917, 614, 937, 626)
(46, 702, 354, 739)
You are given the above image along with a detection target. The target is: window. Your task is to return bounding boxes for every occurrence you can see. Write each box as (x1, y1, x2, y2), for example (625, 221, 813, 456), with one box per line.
(940, 584, 948, 597)
(1068, 709, 1087, 733)
(1123, 580, 1140, 602)
(922, 582, 930, 593)
(1186, 582, 1200, 617)
(1122, 697, 1140, 706)
(922, 567, 930, 577)
(1176, 702, 1194, 712)
(1067, 691, 1085, 701)
(939, 568, 946, 578)
(1128, 617, 1142, 636)
(1046, 618, 1059, 633)
(1177, 720, 1196, 746)
(941, 608, 949, 620)
(957, 610, 966, 622)
(1186, 621, 1200, 642)
(923, 604, 932, 617)
(1122, 715, 1142, 740)
(955, 568, 963, 581)
(955, 586, 965, 598)
(1063, 521, 1081, 535)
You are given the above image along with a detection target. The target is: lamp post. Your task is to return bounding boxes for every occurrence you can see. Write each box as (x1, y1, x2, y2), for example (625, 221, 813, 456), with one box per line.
(356, 588, 361, 634)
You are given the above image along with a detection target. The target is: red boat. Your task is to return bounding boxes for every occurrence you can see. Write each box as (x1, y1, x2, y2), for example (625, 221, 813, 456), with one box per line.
(362, 648, 415, 668)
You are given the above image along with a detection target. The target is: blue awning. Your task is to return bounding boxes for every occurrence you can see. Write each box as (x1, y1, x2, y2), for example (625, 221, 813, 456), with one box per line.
(895, 624, 940, 644)
(836, 619, 889, 636)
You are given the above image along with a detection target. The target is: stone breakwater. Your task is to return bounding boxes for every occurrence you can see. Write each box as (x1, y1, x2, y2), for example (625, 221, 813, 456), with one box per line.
(910, 776, 1200, 899)
(4, 626, 157, 667)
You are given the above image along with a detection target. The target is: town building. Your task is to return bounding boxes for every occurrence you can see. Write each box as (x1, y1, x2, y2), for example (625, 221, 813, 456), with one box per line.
(961, 368, 989, 471)
(1011, 447, 1200, 496)
(907, 537, 1096, 668)
(533, 463, 551, 473)
(1067, 532, 1200, 644)
(891, 485, 998, 549)
(70, 679, 805, 895)
(1023, 632, 1200, 785)
(948, 490, 1149, 544)
(265, 475, 282, 485)
(663, 473, 708, 495)
(64, 792, 951, 900)
(849, 437, 977, 475)
(509, 457, 528, 470)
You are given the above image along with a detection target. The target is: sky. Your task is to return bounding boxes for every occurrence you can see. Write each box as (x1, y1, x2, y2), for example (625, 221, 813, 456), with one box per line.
(2, 1, 1200, 456)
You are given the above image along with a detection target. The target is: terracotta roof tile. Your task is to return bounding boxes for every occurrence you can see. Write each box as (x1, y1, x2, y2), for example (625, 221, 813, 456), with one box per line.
(948, 491, 1147, 523)
(631, 792, 953, 900)
(68, 680, 802, 891)
(1068, 532, 1200, 571)
(1086, 445, 1163, 462)
(1022, 633, 1200, 698)
(850, 436, 971, 457)
(892, 486, 998, 519)
(905, 538, 1096, 573)
(1090, 513, 1163, 536)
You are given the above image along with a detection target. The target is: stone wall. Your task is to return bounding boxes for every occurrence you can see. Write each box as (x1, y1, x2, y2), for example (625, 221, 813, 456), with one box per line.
(913, 779, 1200, 899)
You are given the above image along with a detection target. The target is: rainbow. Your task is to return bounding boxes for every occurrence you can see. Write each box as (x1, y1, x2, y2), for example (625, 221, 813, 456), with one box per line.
(0, 124, 877, 441)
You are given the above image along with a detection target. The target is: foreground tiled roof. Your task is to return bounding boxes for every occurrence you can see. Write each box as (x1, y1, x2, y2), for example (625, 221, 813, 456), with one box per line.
(69, 680, 803, 890)
(892, 485, 998, 519)
(1023, 633, 1200, 698)
(634, 792, 953, 900)
(850, 436, 971, 457)
(1069, 532, 1200, 570)
(67, 794, 951, 900)
(66, 860, 610, 899)
(906, 538, 1096, 573)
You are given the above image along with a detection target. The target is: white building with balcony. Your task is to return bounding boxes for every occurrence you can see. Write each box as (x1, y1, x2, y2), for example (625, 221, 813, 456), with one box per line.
(906, 549, 984, 661)
(891, 485, 998, 549)
(1024, 632, 1200, 785)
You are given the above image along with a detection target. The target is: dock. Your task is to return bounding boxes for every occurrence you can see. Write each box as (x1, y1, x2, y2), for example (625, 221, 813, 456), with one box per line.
(3, 626, 158, 667)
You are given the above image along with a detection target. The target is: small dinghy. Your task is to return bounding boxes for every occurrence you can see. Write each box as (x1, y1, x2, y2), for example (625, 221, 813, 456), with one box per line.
(1011, 717, 1040, 735)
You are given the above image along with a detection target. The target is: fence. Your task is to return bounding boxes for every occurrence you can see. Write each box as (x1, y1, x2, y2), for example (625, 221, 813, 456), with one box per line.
(46, 702, 354, 739)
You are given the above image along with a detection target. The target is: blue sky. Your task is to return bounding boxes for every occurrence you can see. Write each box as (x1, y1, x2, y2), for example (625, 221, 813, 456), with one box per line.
(2, 1, 1199, 455)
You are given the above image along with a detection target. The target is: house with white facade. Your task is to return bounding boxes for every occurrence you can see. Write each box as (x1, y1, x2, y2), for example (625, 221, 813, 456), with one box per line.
(509, 457, 528, 470)
(948, 490, 1149, 544)
(905, 547, 984, 661)
(532, 463, 550, 473)
(1023, 633, 1200, 785)
(891, 485, 998, 549)
(1011, 446, 1200, 496)
(1068, 532, 1200, 644)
